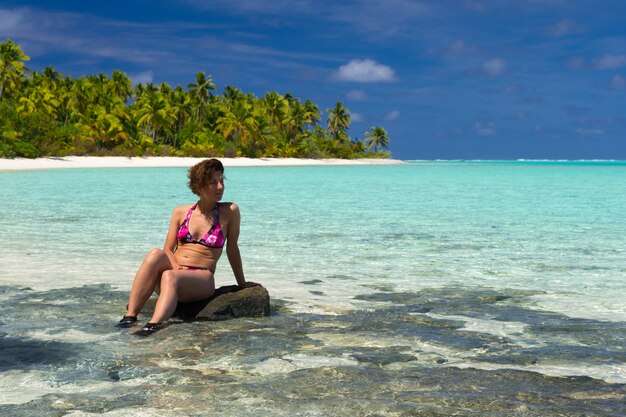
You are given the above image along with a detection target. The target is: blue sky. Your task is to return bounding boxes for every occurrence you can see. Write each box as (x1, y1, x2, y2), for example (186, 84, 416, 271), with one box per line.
(1, 0, 625, 160)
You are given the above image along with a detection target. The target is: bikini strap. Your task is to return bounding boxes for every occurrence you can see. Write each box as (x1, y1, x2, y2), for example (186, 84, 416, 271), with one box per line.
(213, 203, 220, 224)
(183, 203, 196, 225)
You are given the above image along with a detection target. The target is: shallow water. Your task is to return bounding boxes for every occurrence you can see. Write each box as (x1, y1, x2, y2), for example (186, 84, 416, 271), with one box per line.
(0, 161, 625, 416)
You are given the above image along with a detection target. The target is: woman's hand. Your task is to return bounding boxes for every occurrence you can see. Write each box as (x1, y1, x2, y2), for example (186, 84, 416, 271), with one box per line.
(226, 203, 248, 286)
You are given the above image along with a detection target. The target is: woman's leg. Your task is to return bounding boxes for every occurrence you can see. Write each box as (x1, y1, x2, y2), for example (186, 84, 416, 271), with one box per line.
(149, 269, 215, 324)
(125, 248, 175, 317)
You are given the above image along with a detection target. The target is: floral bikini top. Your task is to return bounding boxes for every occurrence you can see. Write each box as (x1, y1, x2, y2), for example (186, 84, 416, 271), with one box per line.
(176, 203, 226, 249)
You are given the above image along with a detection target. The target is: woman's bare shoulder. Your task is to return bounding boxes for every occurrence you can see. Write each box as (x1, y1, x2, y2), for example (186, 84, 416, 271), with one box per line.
(218, 202, 239, 221)
(172, 204, 194, 216)
(219, 202, 239, 212)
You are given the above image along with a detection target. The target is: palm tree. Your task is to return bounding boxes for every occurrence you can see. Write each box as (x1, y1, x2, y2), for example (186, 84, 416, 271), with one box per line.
(16, 86, 59, 117)
(143, 82, 158, 95)
(365, 126, 390, 152)
(326, 101, 350, 141)
(188, 72, 215, 122)
(135, 89, 174, 142)
(0, 39, 393, 159)
(110, 70, 132, 102)
(250, 110, 274, 155)
(56, 77, 77, 126)
(41, 66, 61, 89)
(0, 39, 30, 101)
(158, 82, 171, 96)
(86, 106, 129, 150)
(88, 73, 110, 107)
(216, 99, 258, 150)
(262, 91, 289, 131)
(168, 86, 192, 148)
(70, 77, 96, 120)
(302, 99, 321, 129)
(222, 85, 245, 105)
(133, 82, 145, 98)
(284, 100, 306, 142)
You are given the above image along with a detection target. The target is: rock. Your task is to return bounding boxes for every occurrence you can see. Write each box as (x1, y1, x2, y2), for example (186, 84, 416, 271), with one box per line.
(175, 283, 270, 320)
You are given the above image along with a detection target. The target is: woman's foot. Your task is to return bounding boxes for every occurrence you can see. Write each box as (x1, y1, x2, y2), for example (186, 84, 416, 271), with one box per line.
(116, 315, 138, 328)
(133, 322, 163, 337)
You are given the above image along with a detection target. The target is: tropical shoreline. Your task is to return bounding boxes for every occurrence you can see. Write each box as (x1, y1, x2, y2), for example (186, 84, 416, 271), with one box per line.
(0, 156, 404, 171)
(1, 39, 393, 163)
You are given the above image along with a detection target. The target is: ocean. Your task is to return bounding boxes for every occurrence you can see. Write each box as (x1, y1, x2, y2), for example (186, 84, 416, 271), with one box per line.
(0, 161, 624, 416)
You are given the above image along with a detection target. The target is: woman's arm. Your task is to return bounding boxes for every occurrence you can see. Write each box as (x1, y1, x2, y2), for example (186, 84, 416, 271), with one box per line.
(163, 207, 184, 259)
(225, 203, 249, 288)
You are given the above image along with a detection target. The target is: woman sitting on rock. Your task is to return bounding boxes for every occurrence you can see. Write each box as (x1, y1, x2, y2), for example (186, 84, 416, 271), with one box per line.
(117, 158, 255, 336)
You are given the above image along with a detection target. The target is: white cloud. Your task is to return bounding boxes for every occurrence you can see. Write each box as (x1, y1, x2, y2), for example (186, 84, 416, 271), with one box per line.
(187, 0, 432, 37)
(474, 122, 496, 136)
(385, 110, 400, 121)
(593, 55, 626, 70)
(346, 89, 368, 101)
(547, 19, 585, 38)
(482, 58, 506, 76)
(447, 39, 470, 55)
(351, 112, 365, 122)
(334, 59, 396, 83)
(326, 1, 432, 37)
(0, 8, 23, 33)
(566, 57, 584, 69)
(0, 7, 174, 65)
(576, 127, 604, 136)
(131, 70, 153, 85)
(610, 74, 626, 89)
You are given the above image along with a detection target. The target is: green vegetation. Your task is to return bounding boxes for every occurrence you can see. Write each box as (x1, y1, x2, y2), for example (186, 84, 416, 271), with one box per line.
(0, 39, 391, 159)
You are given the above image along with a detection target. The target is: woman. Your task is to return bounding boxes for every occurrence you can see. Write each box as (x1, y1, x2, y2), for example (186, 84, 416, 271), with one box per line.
(117, 158, 254, 336)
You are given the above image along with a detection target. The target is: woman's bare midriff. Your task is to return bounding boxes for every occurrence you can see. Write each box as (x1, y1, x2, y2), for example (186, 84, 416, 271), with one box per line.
(175, 243, 222, 272)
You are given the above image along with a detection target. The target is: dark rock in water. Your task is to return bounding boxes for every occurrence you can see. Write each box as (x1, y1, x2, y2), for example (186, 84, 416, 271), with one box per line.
(175, 284, 270, 320)
(107, 370, 120, 381)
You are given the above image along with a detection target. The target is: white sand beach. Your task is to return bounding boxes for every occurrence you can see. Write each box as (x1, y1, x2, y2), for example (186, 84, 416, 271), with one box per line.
(0, 156, 404, 171)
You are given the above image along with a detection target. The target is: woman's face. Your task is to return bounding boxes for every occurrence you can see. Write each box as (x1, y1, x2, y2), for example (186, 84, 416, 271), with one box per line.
(203, 170, 225, 200)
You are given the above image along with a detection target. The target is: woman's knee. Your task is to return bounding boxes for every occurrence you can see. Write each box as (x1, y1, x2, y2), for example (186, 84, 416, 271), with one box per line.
(144, 248, 169, 266)
(146, 248, 164, 260)
(161, 270, 179, 289)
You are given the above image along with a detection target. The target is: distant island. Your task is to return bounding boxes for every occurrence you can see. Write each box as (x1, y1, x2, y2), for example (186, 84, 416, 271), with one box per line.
(0, 39, 390, 160)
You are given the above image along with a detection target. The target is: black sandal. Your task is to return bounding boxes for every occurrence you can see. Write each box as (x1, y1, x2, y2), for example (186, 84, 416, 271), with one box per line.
(116, 315, 138, 328)
(133, 322, 163, 337)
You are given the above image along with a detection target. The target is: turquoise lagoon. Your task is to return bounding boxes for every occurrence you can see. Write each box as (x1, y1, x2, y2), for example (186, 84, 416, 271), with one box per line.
(0, 161, 624, 416)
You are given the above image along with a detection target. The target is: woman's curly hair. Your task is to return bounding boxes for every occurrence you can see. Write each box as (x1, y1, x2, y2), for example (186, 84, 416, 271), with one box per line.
(188, 158, 224, 196)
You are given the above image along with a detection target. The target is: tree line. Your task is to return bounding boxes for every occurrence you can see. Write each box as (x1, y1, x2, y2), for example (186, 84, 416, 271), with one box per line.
(0, 39, 391, 159)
